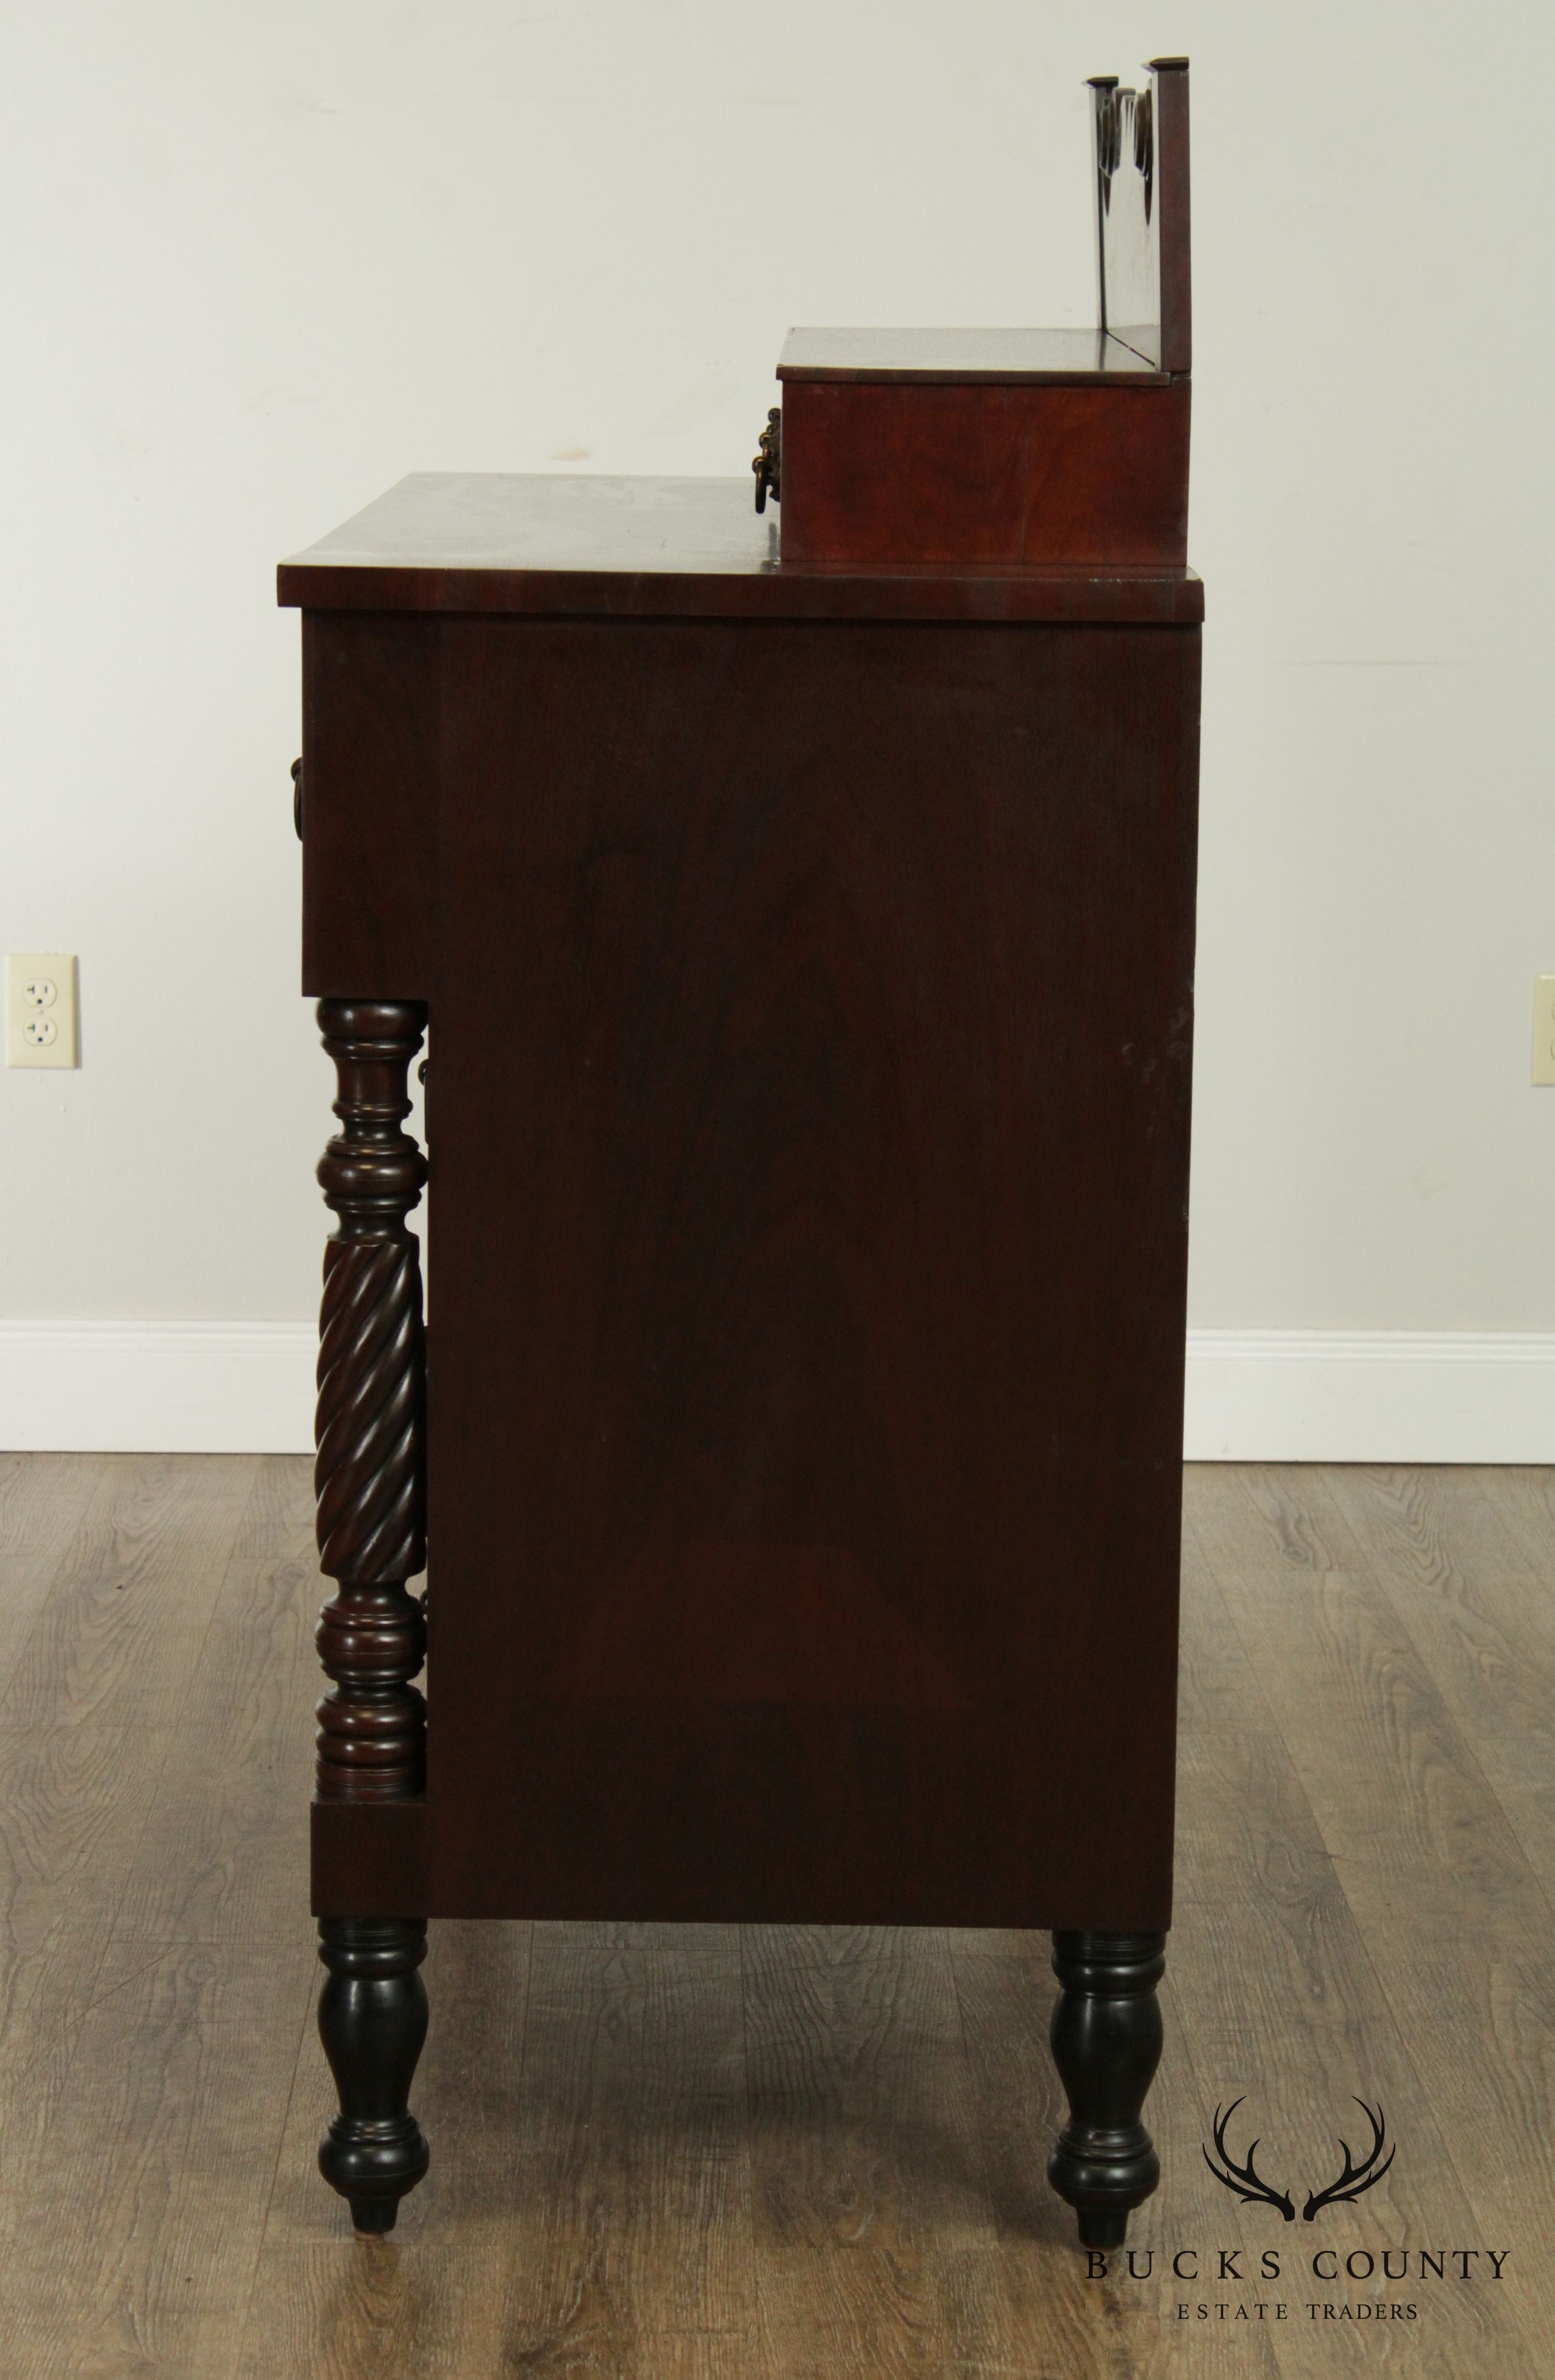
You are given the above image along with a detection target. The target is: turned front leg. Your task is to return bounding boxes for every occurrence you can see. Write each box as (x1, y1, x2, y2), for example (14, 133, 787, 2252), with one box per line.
(312, 998, 432, 2234)
(1047, 1930, 1166, 2249)
(318, 1917, 430, 2233)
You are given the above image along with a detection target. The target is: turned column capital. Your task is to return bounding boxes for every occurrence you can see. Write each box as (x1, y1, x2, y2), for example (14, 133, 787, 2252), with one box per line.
(315, 998, 429, 1236)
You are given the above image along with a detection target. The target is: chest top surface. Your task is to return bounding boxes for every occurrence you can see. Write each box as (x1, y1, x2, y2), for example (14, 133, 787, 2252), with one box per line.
(278, 472, 1200, 625)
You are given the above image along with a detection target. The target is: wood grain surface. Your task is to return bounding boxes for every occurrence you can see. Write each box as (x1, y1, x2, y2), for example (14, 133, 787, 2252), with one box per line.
(425, 615, 1198, 1932)
(301, 616, 440, 1000)
(776, 379, 1190, 568)
(1, 1455, 1551, 2375)
(276, 472, 1204, 622)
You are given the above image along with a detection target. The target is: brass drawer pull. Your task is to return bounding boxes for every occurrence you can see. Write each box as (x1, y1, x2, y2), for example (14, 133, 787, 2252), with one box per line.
(752, 407, 781, 513)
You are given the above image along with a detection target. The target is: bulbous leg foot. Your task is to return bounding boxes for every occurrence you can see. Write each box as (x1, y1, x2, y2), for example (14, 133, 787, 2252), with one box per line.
(1047, 1930, 1166, 2249)
(317, 1916, 430, 2235)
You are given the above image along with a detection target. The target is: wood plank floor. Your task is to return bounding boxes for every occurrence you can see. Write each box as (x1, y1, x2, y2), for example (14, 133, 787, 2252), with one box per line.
(0, 1454, 1551, 2376)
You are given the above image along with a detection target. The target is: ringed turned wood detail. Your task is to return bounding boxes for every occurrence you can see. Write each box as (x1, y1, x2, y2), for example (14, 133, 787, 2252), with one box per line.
(313, 997, 432, 2233)
(285, 52, 1197, 2249)
(317, 1915, 430, 2233)
(1048, 1930, 1167, 2248)
(314, 996, 429, 1802)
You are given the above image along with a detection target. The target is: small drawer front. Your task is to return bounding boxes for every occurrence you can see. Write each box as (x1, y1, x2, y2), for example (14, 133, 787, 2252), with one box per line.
(777, 377, 1189, 569)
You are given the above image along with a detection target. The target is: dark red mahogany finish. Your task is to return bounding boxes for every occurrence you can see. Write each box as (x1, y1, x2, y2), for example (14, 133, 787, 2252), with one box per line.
(424, 606, 1194, 1931)
(775, 353, 1189, 569)
(290, 473, 1197, 1933)
(284, 53, 1197, 2252)
(773, 61, 1191, 567)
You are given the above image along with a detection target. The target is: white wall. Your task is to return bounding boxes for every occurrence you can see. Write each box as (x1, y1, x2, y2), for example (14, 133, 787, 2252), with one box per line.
(4, 2, 1554, 1455)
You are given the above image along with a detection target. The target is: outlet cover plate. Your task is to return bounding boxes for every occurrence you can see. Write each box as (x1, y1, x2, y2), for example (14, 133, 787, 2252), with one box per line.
(5, 953, 79, 1068)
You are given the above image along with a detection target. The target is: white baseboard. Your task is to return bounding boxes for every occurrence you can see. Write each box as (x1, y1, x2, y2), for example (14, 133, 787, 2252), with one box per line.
(1182, 1330, 1555, 1463)
(0, 1323, 316, 1455)
(0, 1322, 1551, 1463)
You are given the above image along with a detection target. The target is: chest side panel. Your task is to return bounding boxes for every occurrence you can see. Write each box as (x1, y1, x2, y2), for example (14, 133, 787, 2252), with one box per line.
(425, 616, 1200, 1926)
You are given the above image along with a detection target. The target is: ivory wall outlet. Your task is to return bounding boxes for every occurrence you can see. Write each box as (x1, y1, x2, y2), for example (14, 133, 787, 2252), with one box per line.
(1534, 977, 1555, 1086)
(5, 953, 79, 1068)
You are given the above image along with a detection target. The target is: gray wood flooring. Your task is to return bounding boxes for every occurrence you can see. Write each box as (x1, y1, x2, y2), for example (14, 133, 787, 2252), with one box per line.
(0, 1454, 1551, 2376)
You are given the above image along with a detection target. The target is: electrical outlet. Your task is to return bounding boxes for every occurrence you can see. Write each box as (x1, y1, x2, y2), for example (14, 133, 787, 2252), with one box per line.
(1533, 977, 1555, 1086)
(5, 953, 78, 1068)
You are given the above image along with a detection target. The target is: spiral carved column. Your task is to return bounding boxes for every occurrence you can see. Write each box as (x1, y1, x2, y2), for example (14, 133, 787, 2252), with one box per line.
(312, 997, 431, 2234)
(1048, 1930, 1166, 2249)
